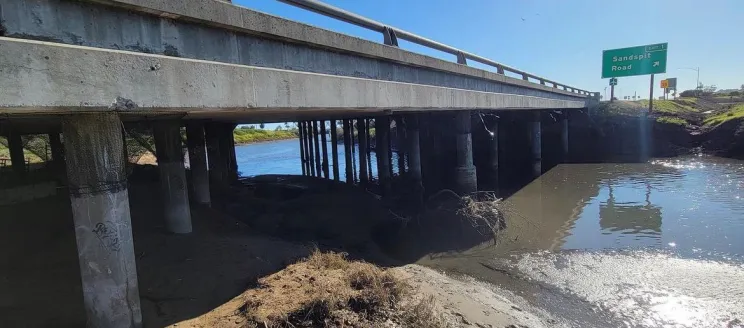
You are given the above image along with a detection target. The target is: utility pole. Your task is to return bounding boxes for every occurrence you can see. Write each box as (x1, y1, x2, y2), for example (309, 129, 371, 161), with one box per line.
(649, 74, 654, 113)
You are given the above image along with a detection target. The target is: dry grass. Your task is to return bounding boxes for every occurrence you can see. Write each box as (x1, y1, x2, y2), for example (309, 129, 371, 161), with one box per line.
(238, 250, 445, 328)
(455, 192, 506, 238)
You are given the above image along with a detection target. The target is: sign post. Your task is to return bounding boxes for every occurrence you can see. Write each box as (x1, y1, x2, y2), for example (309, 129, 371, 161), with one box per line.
(609, 78, 618, 102)
(602, 43, 668, 114)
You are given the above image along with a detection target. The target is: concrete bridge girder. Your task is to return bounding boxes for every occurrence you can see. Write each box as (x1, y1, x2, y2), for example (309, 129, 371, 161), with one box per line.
(0, 38, 586, 121)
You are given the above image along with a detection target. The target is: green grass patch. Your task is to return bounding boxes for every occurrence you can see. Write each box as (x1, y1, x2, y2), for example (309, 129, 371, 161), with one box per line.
(233, 128, 298, 144)
(703, 104, 744, 126)
(636, 100, 697, 114)
(656, 116, 687, 126)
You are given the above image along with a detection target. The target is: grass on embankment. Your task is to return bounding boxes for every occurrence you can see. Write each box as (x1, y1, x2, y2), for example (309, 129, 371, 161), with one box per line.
(233, 128, 298, 144)
(703, 104, 744, 127)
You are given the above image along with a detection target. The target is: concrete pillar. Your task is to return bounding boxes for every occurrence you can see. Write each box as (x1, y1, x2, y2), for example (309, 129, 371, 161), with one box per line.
(561, 113, 569, 162)
(396, 117, 406, 175)
(365, 119, 373, 179)
(154, 120, 192, 234)
(330, 120, 340, 181)
(304, 122, 316, 177)
(205, 123, 227, 190)
(298, 122, 307, 176)
(61, 113, 142, 328)
(487, 116, 499, 192)
(312, 121, 322, 177)
(49, 132, 64, 163)
(343, 119, 353, 184)
(529, 111, 542, 178)
(320, 121, 329, 179)
(357, 119, 369, 184)
(8, 130, 25, 176)
(376, 116, 392, 195)
(222, 124, 238, 181)
(186, 123, 211, 206)
(453, 111, 477, 195)
(406, 115, 423, 204)
(302, 122, 311, 175)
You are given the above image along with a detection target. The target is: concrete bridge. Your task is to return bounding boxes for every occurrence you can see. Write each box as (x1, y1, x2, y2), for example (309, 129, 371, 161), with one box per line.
(0, 0, 595, 326)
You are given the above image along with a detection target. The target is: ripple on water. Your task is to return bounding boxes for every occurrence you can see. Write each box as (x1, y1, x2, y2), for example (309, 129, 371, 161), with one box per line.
(508, 250, 744, 328)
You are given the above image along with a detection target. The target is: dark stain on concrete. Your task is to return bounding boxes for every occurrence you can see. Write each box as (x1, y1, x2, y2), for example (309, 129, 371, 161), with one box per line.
(163, 44, 180, 57)
(125, 42, 154, 54)
(7, 33, 64, 43)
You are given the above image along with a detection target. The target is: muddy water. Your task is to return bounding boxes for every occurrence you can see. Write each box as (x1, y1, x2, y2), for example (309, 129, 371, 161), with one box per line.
(421, 156, 744, 328)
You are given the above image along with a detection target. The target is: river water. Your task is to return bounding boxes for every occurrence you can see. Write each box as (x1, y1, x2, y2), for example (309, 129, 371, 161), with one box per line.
(237, 140, 744, 327)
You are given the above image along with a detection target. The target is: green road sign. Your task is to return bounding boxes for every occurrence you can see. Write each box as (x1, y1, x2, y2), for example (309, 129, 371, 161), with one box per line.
(602, 43, 668, 78)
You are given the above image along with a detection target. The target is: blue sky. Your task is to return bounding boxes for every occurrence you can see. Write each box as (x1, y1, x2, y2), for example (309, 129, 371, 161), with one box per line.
(236, 0, 743, 113)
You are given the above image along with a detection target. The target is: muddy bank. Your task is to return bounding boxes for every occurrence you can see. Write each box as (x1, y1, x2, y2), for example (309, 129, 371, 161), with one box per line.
(571, 100, 744, 161)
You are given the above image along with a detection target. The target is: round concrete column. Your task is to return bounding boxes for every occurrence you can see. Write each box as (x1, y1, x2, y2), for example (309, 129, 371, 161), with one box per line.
(61, 113, 142, 328)
(375, 116, 392, 195)
(356, 119, 369, 184)
(154, 120, 192, 234)
(186, 123, 211, 206)
(561, 113, 569, 162)
(453, 111, 477, 195)
(529, 111, 542, 178)
(487, 116, 499, 193)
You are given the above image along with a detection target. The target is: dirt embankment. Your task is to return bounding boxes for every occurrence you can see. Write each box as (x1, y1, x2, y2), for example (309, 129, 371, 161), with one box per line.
(171, 251, 553, 328)
(589, 99, 744, 159)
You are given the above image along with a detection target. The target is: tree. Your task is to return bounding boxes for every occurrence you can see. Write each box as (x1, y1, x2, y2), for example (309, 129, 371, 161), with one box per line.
(730, 91, 741, 97)
(259, 123, 265, 129)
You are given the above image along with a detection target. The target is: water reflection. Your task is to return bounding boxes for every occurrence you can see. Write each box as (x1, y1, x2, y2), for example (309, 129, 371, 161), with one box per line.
(421, 156, 744, 327)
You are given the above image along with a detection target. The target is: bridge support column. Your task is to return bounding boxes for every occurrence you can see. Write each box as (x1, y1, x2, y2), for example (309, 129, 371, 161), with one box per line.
(205, 123, 225, 188)
(154, 120, 192, 234)
(357, 119, 369, 184)
(487, 116, 499, 193)
(453, 111, 477, 195)
(49, 132, 64, 169)
(8, 129, 25, 176)
(61, 113, 142, 328)
(406, 114, 423, 204)
(186, 122, 211, 206)
(376, 116, 392, 195)
(330, 120, 340, 181)
(343, 119, 353, 183)
(304, 122, 316, 177)
(320, 120, 329, 179)
(561, 112, 569, 162)
(298, 122, 307, 176)
(529, 111, 542, 178)
(395, 116, 406, 175)
(312, 121, 322, 177)
(222, 124, 238, 181)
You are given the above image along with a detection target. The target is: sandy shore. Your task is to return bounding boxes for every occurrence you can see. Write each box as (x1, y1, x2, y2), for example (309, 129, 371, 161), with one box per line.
(395, 265, 556, 328)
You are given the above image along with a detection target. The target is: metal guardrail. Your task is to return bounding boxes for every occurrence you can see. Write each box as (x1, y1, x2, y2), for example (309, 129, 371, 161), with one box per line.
(277, 0, 590, 96)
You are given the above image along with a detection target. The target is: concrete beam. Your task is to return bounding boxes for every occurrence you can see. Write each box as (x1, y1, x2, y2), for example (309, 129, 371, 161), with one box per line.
(0, 38, 586, 119)
(61, 113, 142, 327)
(0, 0, 587, 99)
(153, 120, 192, 234)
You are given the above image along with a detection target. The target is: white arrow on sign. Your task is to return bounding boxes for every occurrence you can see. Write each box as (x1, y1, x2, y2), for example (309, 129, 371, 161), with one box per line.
(653, 61, 660, 67)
